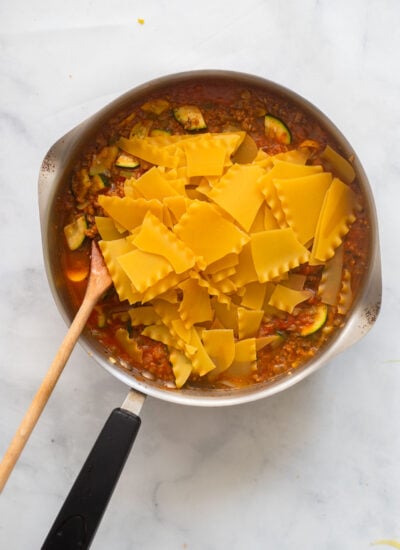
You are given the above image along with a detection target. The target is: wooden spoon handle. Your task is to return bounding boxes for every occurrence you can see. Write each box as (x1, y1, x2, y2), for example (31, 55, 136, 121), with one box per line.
(0, 292, 98, 493)
(0, 242, 112, 493)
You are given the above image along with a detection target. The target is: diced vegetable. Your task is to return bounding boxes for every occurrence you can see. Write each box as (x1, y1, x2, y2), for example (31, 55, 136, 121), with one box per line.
(63, 216, 87, 251)
(141, 98, 170, 115)
(91, 174, 109, 192)
(264, 115, 292, 144)
(71, 168, 92, 201)
(89, 146, 119, 176)
(300, 304, 328, 336)
(115, 153, 140, 169)
(94, 306, 107, 328)
(129, 120, 153, 139)
(173, 105, 207, 131)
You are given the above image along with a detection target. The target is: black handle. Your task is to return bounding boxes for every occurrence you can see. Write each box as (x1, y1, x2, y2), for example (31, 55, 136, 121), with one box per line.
(42, 408, 141, 549)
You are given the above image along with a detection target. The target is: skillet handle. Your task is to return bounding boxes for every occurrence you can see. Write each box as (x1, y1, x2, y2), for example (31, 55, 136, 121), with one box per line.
(41, 408, 141, 550)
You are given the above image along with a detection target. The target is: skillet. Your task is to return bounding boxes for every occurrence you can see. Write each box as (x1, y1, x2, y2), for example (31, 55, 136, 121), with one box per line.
(38, 70, 382, 548)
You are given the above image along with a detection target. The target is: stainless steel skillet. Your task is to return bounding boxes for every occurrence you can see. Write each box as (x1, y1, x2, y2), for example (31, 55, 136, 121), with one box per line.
(38, 70, 382, 548)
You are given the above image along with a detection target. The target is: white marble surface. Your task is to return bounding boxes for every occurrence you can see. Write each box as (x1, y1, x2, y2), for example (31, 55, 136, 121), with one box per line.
(0, 0, 399, 548)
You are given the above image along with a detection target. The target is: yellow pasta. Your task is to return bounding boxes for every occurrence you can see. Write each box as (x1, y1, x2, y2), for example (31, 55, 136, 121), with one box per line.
(182, 136, 227, 177)
(268, 284, 312, 314)
(230, 242, 259, 286)
(141, 324, 176, 348)
(318, 244, 344, 305)
(89, 130, 360, 389)
(209, 265, 237, 283)
(116, 136, 178, 168)
(188, 328, 217, 376)
(132, 167, 181, 200)
(141, 271, 188, 303)
(280, 273, 307, 291)
(209, 276, 237, 295)
(98, 238, 140, 304)
(129, 306, 161, 326)
(237, 307, 264, 339)
(169, 349, 193, 389)
(263, 204, 280, 231)
(250, 228, 310, 283)
(133, 211, 196, 274)
(163, 196, 191, 222)
(260, 162, 322, 228)
(118, 248, 174, 293)
(213, 301, 239, 334)
(256, 334, 282, 351)
(202, 329, 235, 372)
(273, 172, 332, 244)
(98, 195, 163, 231)
(95, 216, 125, 241)
(169, 318, 197, 356)
(337, 268, 353, 315)
(174, 200, 249, 266)
(186, 272, 231, 307)
(115, 328, 143, 362)
(234, 338, 257, 362)
(178, 278, 213, 328)
(311, 178, 357, 262)
(204, 253, 239, 275)
(240, 281, 268, 310)
(207, 164, 266, 231)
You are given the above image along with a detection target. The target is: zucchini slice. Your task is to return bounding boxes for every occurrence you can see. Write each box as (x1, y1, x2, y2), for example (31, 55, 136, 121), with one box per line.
(63, 216, 87, 251)
(264, 115, 292, 145)
(300, 304, 328, 336)
(115, 153, 140, 169)
(89, 146, 119, 176)
(129, 120, 153, 139)
(91, 174, 109, 192)
(173, 105, 207, 131)
(71, 168, 92, 202)
(141, 98, 170, 115)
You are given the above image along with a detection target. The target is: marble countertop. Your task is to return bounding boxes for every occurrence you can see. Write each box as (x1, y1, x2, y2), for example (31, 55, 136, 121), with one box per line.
(1, 1, 399, 548)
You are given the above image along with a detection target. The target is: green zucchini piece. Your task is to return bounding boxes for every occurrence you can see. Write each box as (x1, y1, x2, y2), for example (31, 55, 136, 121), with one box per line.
(264, 115, 292, 144)
(129, 120, 153, 139)
(173, 105, 207, 131)
(300, 304, 328, 336)
(89, 146, 119, 176)
(91, 174, 109, 192)
(141, 98, 170, 115)
(115, 153, 140, 169)
(71, 168, 92, 202)
(63, 216, 87, 251)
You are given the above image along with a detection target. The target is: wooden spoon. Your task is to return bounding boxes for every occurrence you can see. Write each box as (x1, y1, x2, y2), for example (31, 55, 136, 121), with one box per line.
(0, 241, 112, 493)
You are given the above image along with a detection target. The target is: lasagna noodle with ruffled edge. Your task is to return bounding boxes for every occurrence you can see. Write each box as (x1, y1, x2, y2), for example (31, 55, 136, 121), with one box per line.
(93, 132, 359, 389)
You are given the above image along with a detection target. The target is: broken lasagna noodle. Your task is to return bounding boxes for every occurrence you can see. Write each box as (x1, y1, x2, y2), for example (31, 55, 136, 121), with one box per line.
(60, 82, 370, 389)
